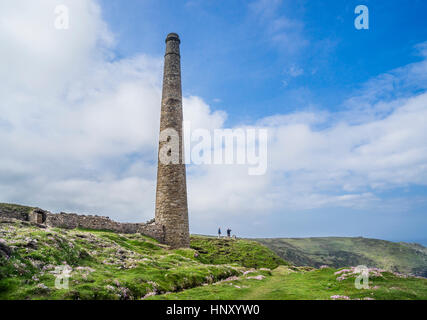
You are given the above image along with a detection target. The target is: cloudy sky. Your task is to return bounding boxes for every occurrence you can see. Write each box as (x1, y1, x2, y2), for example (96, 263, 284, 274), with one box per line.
(1, 0, 426, 244)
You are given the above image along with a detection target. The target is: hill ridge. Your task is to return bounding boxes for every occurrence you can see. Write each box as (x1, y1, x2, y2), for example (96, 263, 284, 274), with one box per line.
(254, 237, 427, 277)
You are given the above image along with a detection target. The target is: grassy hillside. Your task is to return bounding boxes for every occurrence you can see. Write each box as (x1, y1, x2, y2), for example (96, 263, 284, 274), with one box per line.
(254, 237, 427, 277)
(151, 265, 427, 300)
(0, 219, 243, 300)
(1, 217, 426, 300)
(0, 203, 33, 214)
(190, 235, 288, 269)
(0, 218, 284, 300)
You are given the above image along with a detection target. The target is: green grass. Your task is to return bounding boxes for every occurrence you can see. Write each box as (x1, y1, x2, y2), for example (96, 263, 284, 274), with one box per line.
(151, 266, 427, 300)
(0, 221, 240, 300)
(190, 235, 289, 269)
(1, 219, 426, 300)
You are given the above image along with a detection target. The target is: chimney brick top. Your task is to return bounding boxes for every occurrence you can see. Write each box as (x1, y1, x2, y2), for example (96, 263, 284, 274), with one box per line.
(166, 33, 180, 43)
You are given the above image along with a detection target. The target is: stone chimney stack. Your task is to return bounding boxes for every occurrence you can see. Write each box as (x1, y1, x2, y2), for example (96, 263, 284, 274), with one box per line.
(154, 33, 190, 248)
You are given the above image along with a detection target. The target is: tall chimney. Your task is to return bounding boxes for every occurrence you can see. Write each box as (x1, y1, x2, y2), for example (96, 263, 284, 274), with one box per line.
(154, 33, 190, 248)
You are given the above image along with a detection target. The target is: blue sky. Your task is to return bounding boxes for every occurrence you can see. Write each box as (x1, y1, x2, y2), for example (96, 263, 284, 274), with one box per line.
(99, 0, 427, 123)
(97, 0, 427, 243)
(1, 0, 427, 245)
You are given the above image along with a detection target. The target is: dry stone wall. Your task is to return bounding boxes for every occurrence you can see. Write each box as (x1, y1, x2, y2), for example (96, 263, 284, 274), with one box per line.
(0, 204, 31, 221)
(0, 206, 164, 243)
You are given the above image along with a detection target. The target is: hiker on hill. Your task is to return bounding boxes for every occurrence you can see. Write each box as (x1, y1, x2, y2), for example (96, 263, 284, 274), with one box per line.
(218, 227, 221, 238)
(227, 228, 232, 238)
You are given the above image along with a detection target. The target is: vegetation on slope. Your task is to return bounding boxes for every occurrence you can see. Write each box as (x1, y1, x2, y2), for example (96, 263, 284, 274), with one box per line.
(0, 203, 33, 215)
(190, 235, 289, 269)
(0, 219, 241, 300)
(152, 266, 427, 300)
(1, 218, 426, 300)
(254, 237, 427, 277)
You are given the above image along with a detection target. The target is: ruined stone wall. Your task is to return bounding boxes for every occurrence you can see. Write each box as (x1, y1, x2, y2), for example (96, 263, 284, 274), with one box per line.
(0, 204, 31, 221)
(0, 207, 164, 243)
(45, 213, 164, 241)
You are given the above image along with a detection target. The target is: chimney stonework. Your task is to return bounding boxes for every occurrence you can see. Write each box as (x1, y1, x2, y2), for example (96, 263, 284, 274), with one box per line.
(154, 33, 190, 248)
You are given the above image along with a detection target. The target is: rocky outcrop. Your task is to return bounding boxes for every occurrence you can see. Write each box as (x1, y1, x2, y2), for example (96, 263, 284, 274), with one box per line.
(0, 239, 12, 258)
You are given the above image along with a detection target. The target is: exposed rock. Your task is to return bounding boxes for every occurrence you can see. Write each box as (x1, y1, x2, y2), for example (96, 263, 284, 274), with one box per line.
(246, 275, 266, 280)
(0, 239, 12, 257)
(25, 238, 38, 249)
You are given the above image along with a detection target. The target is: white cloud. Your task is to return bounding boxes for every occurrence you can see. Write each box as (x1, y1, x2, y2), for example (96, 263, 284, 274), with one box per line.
(183, 96, 227, 131)
(186, 65, 427, 221)
(287, 65, 304, 77)
(0, 0, 113, 97)
(281, 65, 304, 87)
(0, 0, 161, 220)
(0, 0, 230, 222)
(0, 0, 426, 236)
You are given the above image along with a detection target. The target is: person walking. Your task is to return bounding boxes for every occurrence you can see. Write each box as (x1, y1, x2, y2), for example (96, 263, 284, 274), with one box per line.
(218, 227, 221, 238)
(227, 228, 232, 238)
